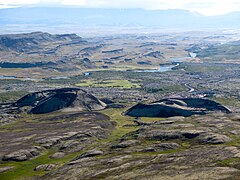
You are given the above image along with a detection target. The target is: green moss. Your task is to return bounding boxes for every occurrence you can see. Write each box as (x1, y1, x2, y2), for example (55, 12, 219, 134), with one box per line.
(100, 108, 139, 143)
(218, 157, 240, 166)
(0, 144, 99, 180)
(0, 91, 27, 103)
(225, 135, 240, 147)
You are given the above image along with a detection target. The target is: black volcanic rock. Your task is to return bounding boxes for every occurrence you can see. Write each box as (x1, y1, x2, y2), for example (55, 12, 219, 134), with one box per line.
(125, 98, 231, 118)
(13, 88, 107, 114)
(30, 92, 77, 114)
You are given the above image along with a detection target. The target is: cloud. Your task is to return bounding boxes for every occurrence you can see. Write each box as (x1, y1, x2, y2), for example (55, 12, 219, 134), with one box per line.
(0, 0, 39, 4)
(181, 0, 240, 15)
(0, 4, 20, 8)
(1, 0, 240, 16)
(61, 0, 86, 6)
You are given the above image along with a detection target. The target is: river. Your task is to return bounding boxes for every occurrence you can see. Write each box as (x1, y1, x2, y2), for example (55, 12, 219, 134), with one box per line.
(138, 55, 195, 73)
(139, 63, 179, 73)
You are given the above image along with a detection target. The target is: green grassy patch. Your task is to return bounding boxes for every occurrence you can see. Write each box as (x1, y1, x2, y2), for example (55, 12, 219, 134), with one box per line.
(218, 157, 240, 167)
(0, 144, 99, 180)
(100, 108, 139, 143)
(76, 79, 140, 89)
(0, 91, 27, 103)
(225, 135, 240, 147)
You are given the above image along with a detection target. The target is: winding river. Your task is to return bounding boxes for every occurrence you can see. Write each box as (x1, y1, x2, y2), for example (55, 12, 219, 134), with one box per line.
(0, 56, 195, 80)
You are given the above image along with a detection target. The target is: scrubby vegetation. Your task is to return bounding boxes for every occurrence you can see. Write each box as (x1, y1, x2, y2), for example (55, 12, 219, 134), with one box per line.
(1, 31, 240, 179)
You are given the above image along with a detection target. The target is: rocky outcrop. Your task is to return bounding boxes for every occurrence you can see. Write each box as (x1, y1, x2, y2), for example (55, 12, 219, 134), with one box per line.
(0, 166, 14, 173)
(34, 164, 56, 171)
(133, 128, 231, 144)
(196, 133, 231, 144)
(139, 129, 203, 141)
(35, 136, 63, 149)
(111, 140, 139, 149)
(126, 98, 231, 118)
(102, 48, 123, 54)
(75, 150, 104, 159)
(154, 142, 180, 150)
(2, 146, 42, 161)
(60, 140, 80, 150)
(13, 88, 107, 114)
(143, 143, 180, 152)
(49, 152, 65, 159)
(144, 51, 164, 58)
(0, 114, 19, 125)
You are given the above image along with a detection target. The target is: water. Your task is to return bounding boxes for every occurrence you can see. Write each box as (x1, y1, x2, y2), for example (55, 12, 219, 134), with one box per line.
(136, 55, 193, 73)
(84, 72, 91, 76)
(139, 55, 194, 73)
(51, 76, 69, 80)
(0, 76, 17, 79)
(169, 57, 191, 62)
(169, 53, 197, 62)
(137, 63, 179, 73)
(23, 78, 39, 81)
(189, 52, 197, 58)
(0, 76, 40, 81)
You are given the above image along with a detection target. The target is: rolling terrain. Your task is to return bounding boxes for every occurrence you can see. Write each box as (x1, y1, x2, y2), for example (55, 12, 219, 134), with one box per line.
(0, 31, 240, 179)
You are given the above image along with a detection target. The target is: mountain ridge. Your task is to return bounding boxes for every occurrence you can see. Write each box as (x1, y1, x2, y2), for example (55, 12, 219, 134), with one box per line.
(1, 7, 240, 29)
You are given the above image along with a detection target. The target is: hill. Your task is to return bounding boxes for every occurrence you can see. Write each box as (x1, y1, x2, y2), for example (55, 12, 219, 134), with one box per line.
(0, 32, 84, 52)
(126, 98, 231, 117)
(13, 88, 107, 114)
(0, 32, 96, 70)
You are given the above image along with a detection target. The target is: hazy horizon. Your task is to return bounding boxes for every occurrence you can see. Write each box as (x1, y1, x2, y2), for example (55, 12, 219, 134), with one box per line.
(1, 0, 240, 16)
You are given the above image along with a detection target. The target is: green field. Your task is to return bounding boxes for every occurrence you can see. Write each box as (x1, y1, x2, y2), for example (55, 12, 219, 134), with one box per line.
(76, 79, 141, 89)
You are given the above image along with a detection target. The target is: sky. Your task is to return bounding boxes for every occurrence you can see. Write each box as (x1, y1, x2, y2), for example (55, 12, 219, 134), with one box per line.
(0, 0, 240, 16)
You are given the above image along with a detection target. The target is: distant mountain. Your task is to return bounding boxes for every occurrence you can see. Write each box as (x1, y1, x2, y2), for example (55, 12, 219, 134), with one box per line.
(1, 7, 240, 30)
